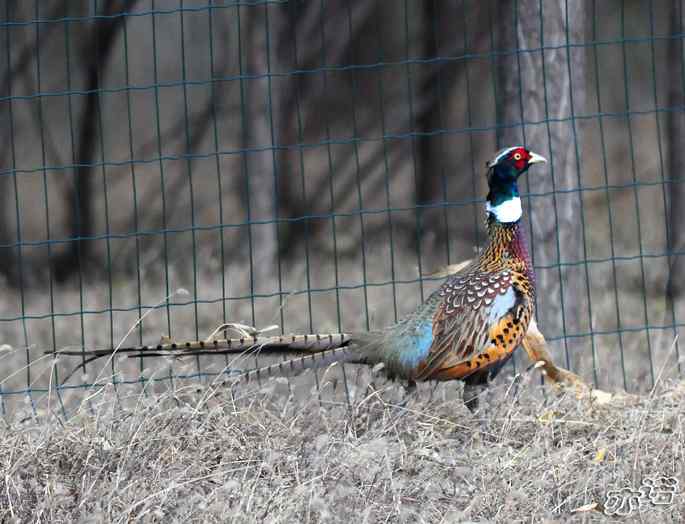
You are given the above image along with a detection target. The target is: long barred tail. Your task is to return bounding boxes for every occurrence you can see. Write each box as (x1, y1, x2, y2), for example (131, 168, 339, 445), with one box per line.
(48, 333, 353, 359)
(234, 346, 360, 384)
(47, 333, 357, 385)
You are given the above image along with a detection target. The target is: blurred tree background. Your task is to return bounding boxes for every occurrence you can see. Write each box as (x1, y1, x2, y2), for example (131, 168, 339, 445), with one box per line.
(0, 0, 683, 395)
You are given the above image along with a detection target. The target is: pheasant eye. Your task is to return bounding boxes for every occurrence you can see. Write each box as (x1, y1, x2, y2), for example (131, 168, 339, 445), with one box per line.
(513, 153, 522, 161)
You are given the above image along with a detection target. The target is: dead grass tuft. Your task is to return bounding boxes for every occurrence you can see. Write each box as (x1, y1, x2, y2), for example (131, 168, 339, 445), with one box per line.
(0, 374, 682, 522)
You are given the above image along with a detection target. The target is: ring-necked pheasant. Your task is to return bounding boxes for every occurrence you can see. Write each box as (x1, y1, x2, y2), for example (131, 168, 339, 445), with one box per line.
(236, 145, 546, 409)
(52, 146, 547, 410)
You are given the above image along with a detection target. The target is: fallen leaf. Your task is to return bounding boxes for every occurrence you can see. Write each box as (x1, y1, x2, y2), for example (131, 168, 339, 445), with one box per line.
(571, 502, 598, 513)
(591, 390, 613, 404)
(593, 448, 606, 463)
(538, 410, 561, 424)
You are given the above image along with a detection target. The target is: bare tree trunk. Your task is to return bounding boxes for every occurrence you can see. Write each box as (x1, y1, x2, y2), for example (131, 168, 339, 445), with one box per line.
(668, 2, 685, 299)
(416, 0, 453, 259)
(271, 0, 305, 256)
(240, 3, 279, 295)
(1, 0, 71, 285)
(0, 1, 19, 283)
(55, 0, 139, 281)
(497, 0, 587, 369)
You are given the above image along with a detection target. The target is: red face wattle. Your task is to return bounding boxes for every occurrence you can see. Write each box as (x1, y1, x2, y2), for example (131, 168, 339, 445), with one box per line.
(509, 147, 531, 172)
(486, 146, 546, 176)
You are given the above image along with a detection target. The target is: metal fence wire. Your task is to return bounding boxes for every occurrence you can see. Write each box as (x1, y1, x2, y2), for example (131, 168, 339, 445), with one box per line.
(1, 0, 684, 416)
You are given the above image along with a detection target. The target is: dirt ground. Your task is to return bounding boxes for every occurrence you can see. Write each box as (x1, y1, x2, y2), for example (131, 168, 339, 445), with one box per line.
(0, 369, 682, 523)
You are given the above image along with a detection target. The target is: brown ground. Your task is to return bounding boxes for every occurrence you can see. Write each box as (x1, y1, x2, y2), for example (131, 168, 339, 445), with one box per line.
(0, 369, 682, 523)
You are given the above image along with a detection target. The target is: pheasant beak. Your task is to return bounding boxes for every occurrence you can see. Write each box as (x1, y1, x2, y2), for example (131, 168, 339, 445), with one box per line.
(527, 151, 547, 165)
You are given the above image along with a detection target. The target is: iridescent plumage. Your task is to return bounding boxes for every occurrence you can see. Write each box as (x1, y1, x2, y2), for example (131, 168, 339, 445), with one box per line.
(55, 147, 548, 411)
(240, 146, 547, 410)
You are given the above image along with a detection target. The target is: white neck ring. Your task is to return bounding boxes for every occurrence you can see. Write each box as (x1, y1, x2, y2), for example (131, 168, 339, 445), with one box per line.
(486, 197, 522, 223)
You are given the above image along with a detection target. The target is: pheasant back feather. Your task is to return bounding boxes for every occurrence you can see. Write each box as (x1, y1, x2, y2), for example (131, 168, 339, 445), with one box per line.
(407, 218, 535, 383)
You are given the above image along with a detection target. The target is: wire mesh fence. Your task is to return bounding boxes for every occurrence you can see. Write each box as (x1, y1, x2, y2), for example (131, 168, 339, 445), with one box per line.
(0, 0, 683, 417)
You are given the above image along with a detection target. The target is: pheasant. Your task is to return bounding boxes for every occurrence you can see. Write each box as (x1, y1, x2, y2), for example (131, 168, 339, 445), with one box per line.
(51, 146, 547, 410)
(247, 145, 547, 409)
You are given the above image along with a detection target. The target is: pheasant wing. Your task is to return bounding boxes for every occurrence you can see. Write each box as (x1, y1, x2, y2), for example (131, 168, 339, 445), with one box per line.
(415, 269, 524, 380)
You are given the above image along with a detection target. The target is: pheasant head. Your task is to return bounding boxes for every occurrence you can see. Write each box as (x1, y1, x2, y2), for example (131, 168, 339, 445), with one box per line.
(485, 146, 546, 223)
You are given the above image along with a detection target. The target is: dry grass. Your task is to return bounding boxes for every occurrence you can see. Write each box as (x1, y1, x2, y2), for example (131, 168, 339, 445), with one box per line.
(0, 367, 683, 523)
